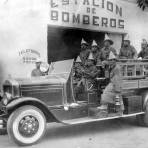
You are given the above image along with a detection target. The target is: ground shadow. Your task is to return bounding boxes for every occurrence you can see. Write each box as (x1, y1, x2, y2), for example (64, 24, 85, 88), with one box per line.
(43, 117, 142, 142)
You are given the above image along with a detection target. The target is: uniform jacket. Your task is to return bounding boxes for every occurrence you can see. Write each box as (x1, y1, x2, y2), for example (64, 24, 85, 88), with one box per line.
(101, 64, 122, 104)
(100, 47, 117, 61)
(109, 64, 122, 93)
(119, 45, 137, 59)
(92, 51, 102, 65)
(84, 64, 99, 80)
(31, 69, 44, 77)
(138, 47, 148, 59)
(73, 63, 84, 80)
(79, 49, 90, 65)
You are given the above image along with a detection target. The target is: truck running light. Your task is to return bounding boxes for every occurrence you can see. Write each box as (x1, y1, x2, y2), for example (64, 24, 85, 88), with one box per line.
(2, 92, 12, 106)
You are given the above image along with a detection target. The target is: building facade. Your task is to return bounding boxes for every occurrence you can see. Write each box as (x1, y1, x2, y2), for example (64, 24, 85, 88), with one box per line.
(0, 0, 148, 88)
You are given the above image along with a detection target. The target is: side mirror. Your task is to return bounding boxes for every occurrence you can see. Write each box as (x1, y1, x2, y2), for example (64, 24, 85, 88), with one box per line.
(40, 62, 49, 73)
(40, 62, 55, 74)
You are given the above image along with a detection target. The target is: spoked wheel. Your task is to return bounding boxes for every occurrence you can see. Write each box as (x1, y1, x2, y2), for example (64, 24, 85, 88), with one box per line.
(136, 103, 148, 126)
(7, 105, 46, 146)
(136, 114, 146, 126)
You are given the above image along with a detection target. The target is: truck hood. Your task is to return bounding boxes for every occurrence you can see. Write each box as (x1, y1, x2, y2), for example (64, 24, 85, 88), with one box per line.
(5, 59, 74, 86)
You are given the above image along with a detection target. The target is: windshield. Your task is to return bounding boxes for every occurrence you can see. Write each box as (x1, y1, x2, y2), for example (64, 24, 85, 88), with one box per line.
(49, 59, 74, 75)
(46, 59, 74, 83)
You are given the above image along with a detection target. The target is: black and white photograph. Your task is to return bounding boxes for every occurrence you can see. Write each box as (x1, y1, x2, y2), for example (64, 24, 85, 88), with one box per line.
(0, 0, 148, 147)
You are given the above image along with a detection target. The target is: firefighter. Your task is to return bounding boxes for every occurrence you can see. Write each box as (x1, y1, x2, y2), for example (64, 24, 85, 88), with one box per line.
(83, 53, 99, 89)
(31, 58, 44, 77)
(97, 51, 124, 116)
(91, 40, 102, 65)
(119, 34, 137, 59)
(73, 56, 85, 99)
(100, 34, 117, 62)
(79, 38, 90, 65)
(138, 39, 148, 59)
(73, 56, 84, 83)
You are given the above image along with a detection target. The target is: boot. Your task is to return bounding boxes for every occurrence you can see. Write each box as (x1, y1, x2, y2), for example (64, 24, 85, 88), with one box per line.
(97, 104, 108, 110)
(96, 104, 108, 118)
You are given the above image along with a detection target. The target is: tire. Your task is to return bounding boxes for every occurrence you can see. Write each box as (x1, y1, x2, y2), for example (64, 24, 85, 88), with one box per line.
(136, 103, 148, 126)
(7, 105, 46, 146)
(136, 114, 145, 126)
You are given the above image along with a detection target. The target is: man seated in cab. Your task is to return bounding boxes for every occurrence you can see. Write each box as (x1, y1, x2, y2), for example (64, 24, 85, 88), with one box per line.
(97, 52, 124, 116)
(138, 39, 148, 59)
(79, 38, 90, 65)
(119, 34, 137, 59)
(73, 56, 85, 99)
(100, 34, 117, 62)
(73, 56, 84, 84)
(83, 53, 100, 90)
(31, 58, 44, 77)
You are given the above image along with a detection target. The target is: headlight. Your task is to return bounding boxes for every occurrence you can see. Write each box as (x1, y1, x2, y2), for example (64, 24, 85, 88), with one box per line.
(2, 92, 12, 106)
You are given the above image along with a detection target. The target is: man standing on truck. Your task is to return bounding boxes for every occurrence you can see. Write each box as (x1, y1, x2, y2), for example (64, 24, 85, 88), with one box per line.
(138, 39, 148, 59)
(31, 58, 44, 77)
(91, 40, 102, 66)
(100, 34, 117, 62)
(97, 52, 124, 116)
(79, 38, 90, 65)
(119, 34, 137, 59)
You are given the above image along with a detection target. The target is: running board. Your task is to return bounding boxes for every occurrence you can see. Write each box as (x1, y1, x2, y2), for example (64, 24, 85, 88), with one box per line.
(61, 112, 145, 125)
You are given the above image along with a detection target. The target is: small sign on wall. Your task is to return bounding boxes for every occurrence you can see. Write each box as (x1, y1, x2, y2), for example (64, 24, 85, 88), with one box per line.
(19, 49, 40, 64)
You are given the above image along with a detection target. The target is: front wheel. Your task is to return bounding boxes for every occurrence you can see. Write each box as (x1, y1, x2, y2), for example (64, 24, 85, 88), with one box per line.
(7, 105, 46, 146)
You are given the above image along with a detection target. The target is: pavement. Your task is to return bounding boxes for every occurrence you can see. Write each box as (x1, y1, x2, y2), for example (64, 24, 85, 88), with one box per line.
(0, 117, 148, 148)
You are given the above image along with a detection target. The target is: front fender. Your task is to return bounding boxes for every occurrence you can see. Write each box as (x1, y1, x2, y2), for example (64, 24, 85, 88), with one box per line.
(6, 97, 47, 109)
(5, 97, 59, 122)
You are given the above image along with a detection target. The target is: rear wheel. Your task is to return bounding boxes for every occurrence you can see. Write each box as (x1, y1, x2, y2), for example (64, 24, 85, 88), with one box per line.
(7, 105, 46, 146)
(136, 114, 145, 126)
(136, 103, 148, 126)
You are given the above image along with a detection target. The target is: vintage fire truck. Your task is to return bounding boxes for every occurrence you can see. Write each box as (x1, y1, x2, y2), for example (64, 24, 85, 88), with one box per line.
(0, 59, 148, 146)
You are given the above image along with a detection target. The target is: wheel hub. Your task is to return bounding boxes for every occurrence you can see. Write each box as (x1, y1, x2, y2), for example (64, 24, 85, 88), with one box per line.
(19, 116, 39, 137)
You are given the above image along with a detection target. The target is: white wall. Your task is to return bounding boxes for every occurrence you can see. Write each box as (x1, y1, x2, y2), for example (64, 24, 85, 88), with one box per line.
(0, 0, 48, 87)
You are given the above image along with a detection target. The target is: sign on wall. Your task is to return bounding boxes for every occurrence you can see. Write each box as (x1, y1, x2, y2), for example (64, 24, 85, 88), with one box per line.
(49, 0, 125, 33)
(19, 49, 40, 64)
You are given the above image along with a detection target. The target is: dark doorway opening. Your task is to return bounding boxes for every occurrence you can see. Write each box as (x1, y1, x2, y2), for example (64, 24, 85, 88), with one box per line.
(47, 26, 105, 63)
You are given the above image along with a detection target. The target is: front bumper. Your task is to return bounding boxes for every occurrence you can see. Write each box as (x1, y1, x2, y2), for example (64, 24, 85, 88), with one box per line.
(0, 116, 6, 130)
(0, 104, 8, 130)
(0, 119, 4, 129)
(0, 111, 8, 130)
